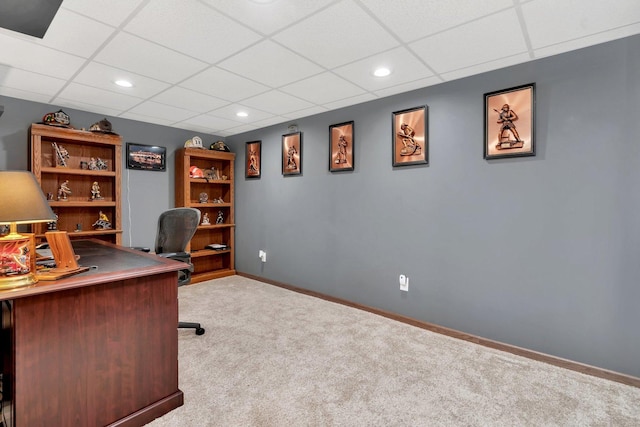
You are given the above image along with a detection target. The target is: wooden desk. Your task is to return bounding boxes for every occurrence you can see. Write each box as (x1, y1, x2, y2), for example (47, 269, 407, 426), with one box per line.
(0, 240, 185, 426)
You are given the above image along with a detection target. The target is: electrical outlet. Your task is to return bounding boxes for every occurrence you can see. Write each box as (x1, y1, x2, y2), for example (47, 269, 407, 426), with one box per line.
(399, 274, 409, 292)
(259, 250, 266, 262)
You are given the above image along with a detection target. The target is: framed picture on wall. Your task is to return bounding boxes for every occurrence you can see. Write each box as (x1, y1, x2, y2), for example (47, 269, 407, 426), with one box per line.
(246, 140, 261, 179)
(126, 142, 166, 171)
(329, 121, 354, 172)
(484, 83, 535, 160)
(392, 106, 428, 167)
(282, 132, 302, 176)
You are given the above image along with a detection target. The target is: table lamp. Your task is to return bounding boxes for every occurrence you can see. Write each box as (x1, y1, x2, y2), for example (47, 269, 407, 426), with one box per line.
(0, 170, 57, 290)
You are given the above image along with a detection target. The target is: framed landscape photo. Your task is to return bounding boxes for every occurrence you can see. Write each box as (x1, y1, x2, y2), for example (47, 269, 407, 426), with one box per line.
(282, 132, 302, 176)
(126, 142, 166, 171)
(392, 106, 428, 167)
(484, 83, 535, 160)
(329, 121, 354, 172)
(246, 140, 261, 179)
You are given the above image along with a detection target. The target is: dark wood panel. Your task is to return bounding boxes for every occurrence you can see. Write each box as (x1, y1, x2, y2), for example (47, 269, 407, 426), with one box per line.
(13, 271, 179, 426)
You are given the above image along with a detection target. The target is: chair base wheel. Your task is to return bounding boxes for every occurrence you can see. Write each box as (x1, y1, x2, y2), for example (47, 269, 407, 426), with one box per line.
(195, 327, 205, 335)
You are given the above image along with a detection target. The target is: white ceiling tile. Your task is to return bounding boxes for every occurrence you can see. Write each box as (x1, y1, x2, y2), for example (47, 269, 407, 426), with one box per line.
(409, 9, 528, 74)
(532, 23, 640, 60)
(372, 76, 442, 98)
(323, 93, 378, 110)
(52, 99, 122, 120)
(0, 88, 56, 105)
(180, 67, 270, 101)
(523, 0, 640, 49)
(180, 114, 243, 132)
(127, 101, 198, 123)
(124, 0, 262, 64)
(334, 47, 434, 91)
(361, 0, 513, 42)
(0, 33, 85, 79)
(61, 0, 146, 27)
(167, 122, 220, 136)
(54, 83, 142, 111)
(209, 104, 275, 123)
(73, 62, 171, 98)
(218, 40, 324, 88)
(280, 73, 366, 105)
(93, 33, 209, 83)
(439, 53, 531, 83)
(273, 0, 399, 69)
(222, 123, 259, 135)
(40, 9, 115, 58)
(252, 116, 290, 129)
(0, 0, 638, 137)
(151, 87, 230, 113)
(0, 65, 66, 97)
(202, 0, 335, 35)
(119, 112, 171, 127)
(241, 91, 315, 115)
(280, 105, 328, 120)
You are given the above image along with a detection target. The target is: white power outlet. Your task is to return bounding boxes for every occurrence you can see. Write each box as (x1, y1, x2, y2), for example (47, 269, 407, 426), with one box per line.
(259, 250, 266, 262)
(399, 274, 409, 292)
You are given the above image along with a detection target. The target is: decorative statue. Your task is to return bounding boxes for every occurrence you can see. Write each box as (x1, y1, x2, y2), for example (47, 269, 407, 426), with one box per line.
(92, 211, 111, 229)
(52, 142, 69, 167)
(201, 212, 210, 225)
(58, 180, 71, 200)
(216, 211, 224, 224)
(90, 181, 103, 200)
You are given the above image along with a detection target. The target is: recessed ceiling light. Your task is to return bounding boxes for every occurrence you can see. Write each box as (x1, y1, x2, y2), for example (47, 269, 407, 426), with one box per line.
(373, 67, 391, 77)
(236, 111, 248, 117)
(114, 79, 133, 88)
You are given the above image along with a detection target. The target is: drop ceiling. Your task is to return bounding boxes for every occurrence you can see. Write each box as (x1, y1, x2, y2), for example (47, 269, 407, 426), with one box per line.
(1, 0, 639, 137)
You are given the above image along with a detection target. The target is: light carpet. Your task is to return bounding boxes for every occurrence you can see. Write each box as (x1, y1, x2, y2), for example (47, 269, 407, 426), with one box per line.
(146, 275, 640, 426)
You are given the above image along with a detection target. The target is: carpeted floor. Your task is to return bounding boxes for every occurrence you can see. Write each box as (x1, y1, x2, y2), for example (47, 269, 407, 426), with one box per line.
(146, 275, 640, 426)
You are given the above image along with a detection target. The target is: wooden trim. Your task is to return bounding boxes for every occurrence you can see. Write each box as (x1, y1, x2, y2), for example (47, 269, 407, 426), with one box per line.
(237, 272, 640, 389)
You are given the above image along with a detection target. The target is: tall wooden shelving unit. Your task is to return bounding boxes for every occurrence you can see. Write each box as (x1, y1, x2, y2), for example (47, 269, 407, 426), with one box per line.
(175, 147, 235, 283)
(29, 123, 123, 245)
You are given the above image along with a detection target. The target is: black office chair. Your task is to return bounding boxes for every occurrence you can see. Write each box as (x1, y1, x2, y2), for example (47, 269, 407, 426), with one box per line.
(153, 207, 205, 336)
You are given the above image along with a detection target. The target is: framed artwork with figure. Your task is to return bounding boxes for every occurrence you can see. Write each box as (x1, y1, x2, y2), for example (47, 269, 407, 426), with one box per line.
(484, 83, 535, 159)
(246, 140, 261, 178)
(329, 121, 354, 172)
(282, 132, 302, 176)
(392, 106, 428, 167)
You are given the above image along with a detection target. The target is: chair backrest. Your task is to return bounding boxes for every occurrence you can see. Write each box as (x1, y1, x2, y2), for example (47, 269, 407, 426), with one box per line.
(154, 208, 201, 254)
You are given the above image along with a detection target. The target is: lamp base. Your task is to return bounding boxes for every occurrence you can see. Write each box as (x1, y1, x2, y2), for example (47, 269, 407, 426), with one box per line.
(0, 233, 38, 290)
(0, 271, 37, 290)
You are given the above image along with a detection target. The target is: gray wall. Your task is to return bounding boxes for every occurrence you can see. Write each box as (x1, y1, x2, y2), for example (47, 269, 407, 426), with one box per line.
(227, 35, 640, 378)
(1, 35, 638, 378)
(0, 98, 220, 248)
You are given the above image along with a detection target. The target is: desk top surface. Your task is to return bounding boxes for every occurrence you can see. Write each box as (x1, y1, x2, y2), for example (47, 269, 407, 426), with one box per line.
(1, 239, 184, 300)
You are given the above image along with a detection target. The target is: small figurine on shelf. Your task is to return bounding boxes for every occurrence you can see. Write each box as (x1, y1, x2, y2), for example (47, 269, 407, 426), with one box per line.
(52, 142, 69, 167)
(58, 180, 71, 201)
(96, 158, 108, 170)
(213, 196, 224, 204)
(201, 212, 210, 225)
(88, 157, 108, 171)
(90, 181, 104, 201)
(47, 211, 58, 230)
(216, 210, 224, 224)
(92, 211, 112, 229)
(199, 192, 208, 203)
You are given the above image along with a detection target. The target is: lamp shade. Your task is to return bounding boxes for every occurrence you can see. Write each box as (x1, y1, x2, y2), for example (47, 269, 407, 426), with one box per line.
(0, 170, 56, 226)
